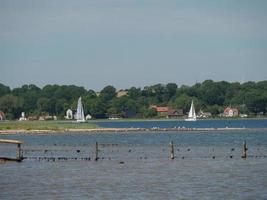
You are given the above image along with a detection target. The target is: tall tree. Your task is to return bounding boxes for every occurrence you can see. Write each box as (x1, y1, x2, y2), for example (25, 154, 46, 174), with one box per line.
(100, 85, 116, 101)
(0, 83, 11, 97)
(0, 95, 24, 119)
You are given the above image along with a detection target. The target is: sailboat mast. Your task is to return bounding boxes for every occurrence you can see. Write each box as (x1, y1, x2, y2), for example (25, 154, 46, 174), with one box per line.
(185, 100, 197, 121)
(76, 96, 85, 122)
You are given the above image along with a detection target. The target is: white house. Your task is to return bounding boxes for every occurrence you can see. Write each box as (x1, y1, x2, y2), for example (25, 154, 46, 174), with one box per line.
(86, 114, 92, 120)
(19, 112, 27, 121)
(65, 109, 73, 119)
(223, 107, 239, 117)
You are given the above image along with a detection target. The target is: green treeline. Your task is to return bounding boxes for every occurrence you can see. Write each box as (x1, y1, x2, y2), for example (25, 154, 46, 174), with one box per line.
(0, 80, 267, 119)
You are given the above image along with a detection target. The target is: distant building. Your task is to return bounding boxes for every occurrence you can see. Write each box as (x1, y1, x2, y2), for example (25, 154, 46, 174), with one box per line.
(0, 111, 5, 120)
(28, 116, 38, 121)
(156, 107, 169, 113)
(223, 107, 239, 117)
(38, 115, 57, 121)
(150, 105, 169, 117)
(39, 116, 45, 121)
(65, 109, 73, 119)
(86, 114, 92, 120)
(197, 110, 212, 118)
(167, 109, 184, 118)
(150, 105, 184, 118)
(39, 115, 54, 121)
(19, 112, 27, 121)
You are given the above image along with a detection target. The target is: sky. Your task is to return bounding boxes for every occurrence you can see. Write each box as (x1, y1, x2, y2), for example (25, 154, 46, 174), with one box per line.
(1, 0, 267, 91)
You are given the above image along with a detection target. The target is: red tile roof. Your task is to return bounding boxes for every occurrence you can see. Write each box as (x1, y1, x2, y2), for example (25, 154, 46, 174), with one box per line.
(149, 105, 169, 113)
(224, 107, 238, 113)
(156, 107, 169, 112)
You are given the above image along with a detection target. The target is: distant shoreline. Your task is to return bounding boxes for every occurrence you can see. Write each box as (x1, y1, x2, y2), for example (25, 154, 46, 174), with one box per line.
(1, 117, 267, 123)
(91, 117, 267, 122)
(0, 127, 259, 135)
(1, 118, 267, 134)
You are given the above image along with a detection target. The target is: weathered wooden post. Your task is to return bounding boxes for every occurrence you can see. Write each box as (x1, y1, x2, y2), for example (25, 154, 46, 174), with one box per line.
(17, 143, 22, 160)
(242, 140, 248, 159)
(170, 141, 174, 160)
(95, 142, 99, 161)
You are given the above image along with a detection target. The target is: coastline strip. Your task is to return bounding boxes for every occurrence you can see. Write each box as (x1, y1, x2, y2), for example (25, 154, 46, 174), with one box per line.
(0, 127, 249, 134)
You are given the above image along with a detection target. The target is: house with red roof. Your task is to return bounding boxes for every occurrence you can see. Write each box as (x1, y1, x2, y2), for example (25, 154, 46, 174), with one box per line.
(155, 107, 169, 113)
(223, 107, 239, 117)
(150, 105, 169, 117)
(150, 105, 185, 118)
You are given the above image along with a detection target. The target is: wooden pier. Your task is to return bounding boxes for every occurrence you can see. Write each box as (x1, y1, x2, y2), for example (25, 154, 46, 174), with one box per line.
(0, 139, 24, 162)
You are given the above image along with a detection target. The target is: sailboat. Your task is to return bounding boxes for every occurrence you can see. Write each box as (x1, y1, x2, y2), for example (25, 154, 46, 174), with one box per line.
(185, 100, 197, 121)
(76, 96, 85, 122)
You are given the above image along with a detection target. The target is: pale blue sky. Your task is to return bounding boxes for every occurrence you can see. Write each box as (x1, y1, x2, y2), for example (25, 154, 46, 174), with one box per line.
(1, 0, 267, 90)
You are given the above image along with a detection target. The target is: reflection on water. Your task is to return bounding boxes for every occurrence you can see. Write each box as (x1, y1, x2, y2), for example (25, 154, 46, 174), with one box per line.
(1, 130, 267, 200)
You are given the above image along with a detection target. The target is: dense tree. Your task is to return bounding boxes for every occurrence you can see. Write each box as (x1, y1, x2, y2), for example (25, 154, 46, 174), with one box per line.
(37, 97, 50, 114)
(143, 108, 157, 118)
(198, 80, 228, 106)
(244, 89, 267, 114)
(166, 83, 178, 97)
(86, 90, 97, 99)
(128, 87, 141, 99)
(0, 80, 266, 119)
(0, 83, 11, 97)
(100, 85, 116, 102)
(0, 94, 24, 119)
(89, 98, 107, 118)
(169, 94, 191, 113)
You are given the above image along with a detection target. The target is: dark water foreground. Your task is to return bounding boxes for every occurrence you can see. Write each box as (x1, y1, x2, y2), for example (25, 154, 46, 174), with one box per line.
(1, 129, 267, 199)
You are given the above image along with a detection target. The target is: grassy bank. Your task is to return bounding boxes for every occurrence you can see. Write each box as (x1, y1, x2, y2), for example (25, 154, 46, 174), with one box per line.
(1, 118, 266, 132)
(0, 120, 99, 131)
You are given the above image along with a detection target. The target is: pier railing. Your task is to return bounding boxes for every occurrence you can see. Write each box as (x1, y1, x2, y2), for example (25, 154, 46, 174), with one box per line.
(0, 139, 23, 162)
(2, 140, 265, 163)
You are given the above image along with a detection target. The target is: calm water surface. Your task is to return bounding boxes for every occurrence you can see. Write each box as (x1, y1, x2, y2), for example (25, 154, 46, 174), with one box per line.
(1, 120, 267, 199)
(96, 118, 267, 128)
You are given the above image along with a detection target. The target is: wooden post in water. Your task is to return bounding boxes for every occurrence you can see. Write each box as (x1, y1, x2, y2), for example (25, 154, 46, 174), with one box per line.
(17, 143, 22, 160)
(0, 139, 23, 162)
(95, 142, 99, 161)
(170, 141, 174, 160)
(242, 140, 248, 159)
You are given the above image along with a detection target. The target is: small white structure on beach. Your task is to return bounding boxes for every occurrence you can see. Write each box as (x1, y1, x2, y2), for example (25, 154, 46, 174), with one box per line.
(65, 109, 73, 119)
(19, 112, 27, 121)
(86, 114, 92, 120)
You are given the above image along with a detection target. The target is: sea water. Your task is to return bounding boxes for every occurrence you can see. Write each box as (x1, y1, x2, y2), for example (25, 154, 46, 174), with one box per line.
(1, 120, 267, 199)
(95, 118, 267, 128)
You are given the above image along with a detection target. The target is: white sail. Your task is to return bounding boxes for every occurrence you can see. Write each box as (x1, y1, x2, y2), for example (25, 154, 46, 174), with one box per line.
(76, 96, 85, 122)
(185, 100, 197, 121)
